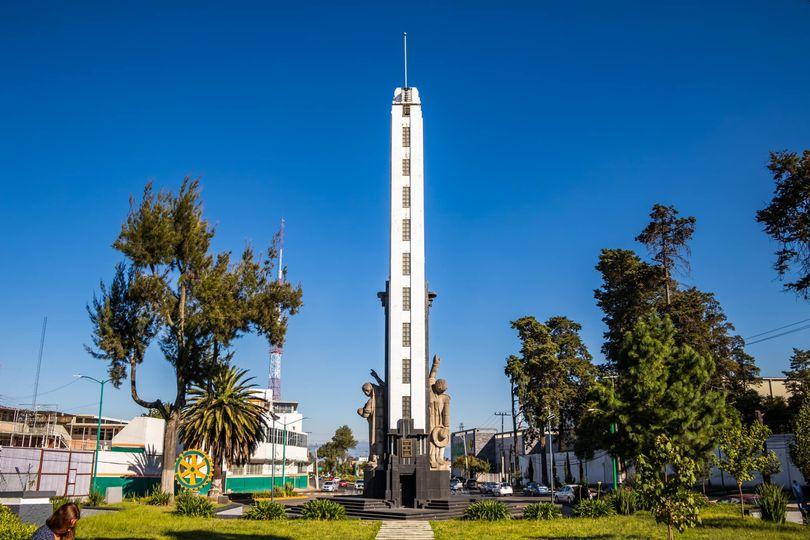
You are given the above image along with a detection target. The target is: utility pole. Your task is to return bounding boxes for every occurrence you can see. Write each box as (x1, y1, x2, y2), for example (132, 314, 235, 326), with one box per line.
(494, 411, 509, 481)
(510, 381, 520, 484)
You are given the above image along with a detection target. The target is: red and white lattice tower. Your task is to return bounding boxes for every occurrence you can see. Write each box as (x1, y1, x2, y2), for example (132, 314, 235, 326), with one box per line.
(269, 218, 284, 402)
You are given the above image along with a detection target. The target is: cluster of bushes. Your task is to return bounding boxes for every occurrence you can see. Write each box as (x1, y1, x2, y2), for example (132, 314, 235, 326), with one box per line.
(573, 497, 615, 518)
(86, 490, 105, 506)
(254, 483, 296, 499)
(522, 502, 561, 520)
(244, 500, 286, 520)
(174, 489, 215, 517)
(463, 500, 511, 521)
(757, 483, 788, 524)
(299, 499, 346, 520)
(0, 505, 36, 540)
(146, 485, 172, 506)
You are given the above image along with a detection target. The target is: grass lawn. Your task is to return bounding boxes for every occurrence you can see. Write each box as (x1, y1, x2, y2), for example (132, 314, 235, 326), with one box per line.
(430, 504, 806, 539)
(77, 503, 380, 540)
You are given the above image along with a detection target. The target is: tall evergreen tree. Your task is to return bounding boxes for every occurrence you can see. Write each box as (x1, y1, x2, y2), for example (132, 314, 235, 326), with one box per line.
(784, 348, 810, 409)
(790, 399, 810, 481)
(601, 315, 726, 463)
(756, 150, 810, 299)
(635, 204, 696, 305)
(505, 316, 596, 450)
(86, 179, 303, 492)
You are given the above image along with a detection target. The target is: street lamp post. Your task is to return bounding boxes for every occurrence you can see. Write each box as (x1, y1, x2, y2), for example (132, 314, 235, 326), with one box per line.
(75, 375, 111, 493)
(278, 416, 310, 492)
(546, 408, 555, 496)
(588, 407, 618, 491)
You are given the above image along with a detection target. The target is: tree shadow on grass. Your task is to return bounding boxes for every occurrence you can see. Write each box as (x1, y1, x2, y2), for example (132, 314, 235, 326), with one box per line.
(167, 532, 293, 540)
(524, 536, 646, 540)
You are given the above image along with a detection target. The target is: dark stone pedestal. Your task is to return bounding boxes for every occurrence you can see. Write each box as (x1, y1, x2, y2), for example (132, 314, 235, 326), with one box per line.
(363, 419, 449, 508)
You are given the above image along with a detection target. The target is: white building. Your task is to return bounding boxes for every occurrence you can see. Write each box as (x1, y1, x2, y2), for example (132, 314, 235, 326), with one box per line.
(386, 86, 429, 430)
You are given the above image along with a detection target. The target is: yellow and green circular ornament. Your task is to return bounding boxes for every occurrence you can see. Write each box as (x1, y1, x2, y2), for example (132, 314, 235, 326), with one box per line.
(174, 449, 214, 491)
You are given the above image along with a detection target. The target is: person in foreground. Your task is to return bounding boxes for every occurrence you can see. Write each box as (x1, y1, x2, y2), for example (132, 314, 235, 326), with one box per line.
(32, 502, 80, 540)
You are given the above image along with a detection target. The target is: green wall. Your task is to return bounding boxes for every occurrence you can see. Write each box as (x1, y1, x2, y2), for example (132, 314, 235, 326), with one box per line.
(93, 474, 308, 496)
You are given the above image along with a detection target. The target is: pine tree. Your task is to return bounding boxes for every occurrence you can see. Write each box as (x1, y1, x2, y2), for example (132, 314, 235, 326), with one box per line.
(603, 315, 726, 463)
(790, 399, 810, 481)
(784, 348, 810, 409)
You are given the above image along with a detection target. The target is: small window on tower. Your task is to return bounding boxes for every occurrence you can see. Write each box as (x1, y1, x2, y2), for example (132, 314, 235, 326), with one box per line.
(402, 186, 411, 208)
(403, 105, 410, 116)
(402, 396, 412, 419)
(404, 88, 412, 102)
(403, 287, 410, 311)
(402, 158, 410, 176)
(402, 253, 411, 275)
(402, 358, 411, 384)
(402, 126, 410, 147)
(402, 322, 411, 347)
(402, 219, 411, 241)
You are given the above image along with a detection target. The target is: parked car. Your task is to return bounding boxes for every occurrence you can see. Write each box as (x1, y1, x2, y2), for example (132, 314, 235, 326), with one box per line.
(322, 481, 338, 492)
(450, 478, 464, 491)
(523, 482, 550, 496)
(465, 479, 478, 490)
(354, 480, 364, 490)
(718, 493, 760, 506)
(479, 482, 497, 494)
(338, 480, 349, 488)
(493, 483, 514, 496)
(553, 485, 576, 504)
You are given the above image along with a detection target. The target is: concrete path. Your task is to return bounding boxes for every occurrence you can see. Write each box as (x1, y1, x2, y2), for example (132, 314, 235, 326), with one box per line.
(376, 520, 435, 539)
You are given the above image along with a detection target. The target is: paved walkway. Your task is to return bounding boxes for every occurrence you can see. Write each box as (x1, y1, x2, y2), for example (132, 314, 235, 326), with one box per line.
(376, 520, 435, 539)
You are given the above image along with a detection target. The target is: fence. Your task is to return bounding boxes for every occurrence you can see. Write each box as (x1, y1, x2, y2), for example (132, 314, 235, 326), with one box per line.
(0, 446, 93, 496)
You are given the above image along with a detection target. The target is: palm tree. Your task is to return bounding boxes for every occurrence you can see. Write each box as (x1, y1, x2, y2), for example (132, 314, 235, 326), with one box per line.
(180, 367, 268, 498)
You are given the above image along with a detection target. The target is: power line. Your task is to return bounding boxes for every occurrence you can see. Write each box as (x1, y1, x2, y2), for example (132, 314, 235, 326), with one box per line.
(745, 317, 810, 340)
(746, 323, 810, 345)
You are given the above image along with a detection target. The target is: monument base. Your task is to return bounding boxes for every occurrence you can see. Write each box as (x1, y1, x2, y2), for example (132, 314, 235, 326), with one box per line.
(363, 419, 449, 508)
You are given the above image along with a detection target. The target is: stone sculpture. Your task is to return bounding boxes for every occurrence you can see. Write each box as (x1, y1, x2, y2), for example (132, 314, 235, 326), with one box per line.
(427, 355, 450, 470)
(357, 369, 386, 468)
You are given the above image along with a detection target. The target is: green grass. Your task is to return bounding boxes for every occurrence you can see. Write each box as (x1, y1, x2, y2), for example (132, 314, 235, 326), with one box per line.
(77, 503, 380, 540)
(431, 504, 806, 539)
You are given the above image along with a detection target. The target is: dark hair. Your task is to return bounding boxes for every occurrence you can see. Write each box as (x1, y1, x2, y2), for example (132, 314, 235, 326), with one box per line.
(46, 502, 80, 539)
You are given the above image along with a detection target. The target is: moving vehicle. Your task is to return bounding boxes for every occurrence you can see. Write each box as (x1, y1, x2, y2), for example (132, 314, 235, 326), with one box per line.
(465, 479, 478, 490)
(523, 482, 550, 496)
(493, 483, 513, 496)
(322, 481, 338, 492)
(338, 479, 349, 488)
(479, 482, 497, 494)
(450, 478, 464, 491)
(553, 485, 577, 504)
(354, 480, 364, 490)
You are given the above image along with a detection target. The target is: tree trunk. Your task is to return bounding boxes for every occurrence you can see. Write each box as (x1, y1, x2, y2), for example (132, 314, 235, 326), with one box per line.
(208, 458, 224, 500)
(738, 482, 745, 518)
(667, 520, 673, 540)
(161, 411, 180, 494)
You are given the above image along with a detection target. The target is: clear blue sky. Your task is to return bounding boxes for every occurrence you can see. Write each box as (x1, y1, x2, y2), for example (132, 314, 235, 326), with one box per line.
(1, 1, 808, 446)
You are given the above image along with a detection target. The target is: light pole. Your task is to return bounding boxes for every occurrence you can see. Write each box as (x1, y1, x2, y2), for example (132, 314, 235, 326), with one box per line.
(75, 374, 111, 493)
(546, 408, 556, 497)
(279, 416, 310, 491)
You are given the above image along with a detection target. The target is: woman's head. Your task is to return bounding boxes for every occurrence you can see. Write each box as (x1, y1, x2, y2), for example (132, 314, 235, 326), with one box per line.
(47, 502, 80, 538)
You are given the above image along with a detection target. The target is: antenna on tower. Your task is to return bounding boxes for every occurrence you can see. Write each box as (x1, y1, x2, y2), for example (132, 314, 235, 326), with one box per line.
(277, 217, 285, 283)
(403, 32, 408, 89)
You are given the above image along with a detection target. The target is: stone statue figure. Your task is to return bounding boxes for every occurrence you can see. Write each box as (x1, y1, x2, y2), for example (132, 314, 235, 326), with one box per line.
(357, 369, 386, 468)
(427, 355, 450, 470)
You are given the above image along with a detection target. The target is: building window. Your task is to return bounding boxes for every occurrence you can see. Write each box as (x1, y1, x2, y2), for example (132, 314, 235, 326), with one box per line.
(402, 219, 411, 241)
(402, 158, 410, 176)
(402, 322, 411, 347)
(404, 88, 412, 102)
(402, 186, 410, 208)
(402, 126, 410, 147)
(402, 358, 411, 384)
(402, 396, 411, 419)
(403, 105, 410, 116)
(402, 253, 411, 275)
(403, 287, 410, 311)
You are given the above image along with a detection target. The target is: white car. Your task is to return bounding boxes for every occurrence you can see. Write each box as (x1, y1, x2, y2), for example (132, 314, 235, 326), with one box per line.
(322, 481, 338, 492)
(493, 483, 513, 496)
(354, 480, 364, 490)
(553, 485, 577, 504)
(450, 478, 464, 491)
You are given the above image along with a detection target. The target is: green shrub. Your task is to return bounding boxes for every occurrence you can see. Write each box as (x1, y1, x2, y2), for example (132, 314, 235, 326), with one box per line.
(174, 489, 214, 517)
(145, 485, 171, 506)
(49, 496, 78, 513)
(694, 493, 710, 508)
(610, 487, 638, 515)
(86, 489, 105, 506)
(757, 483, 788, 524)
(283, 483, 296, 497)
(299, 499, 346, 520)
(463, 499, 511, 521)
(244, 500, 287, 520)
(0, 505, 37, 540)
(573, 497, 615, 518)
(272, 486, 284, 498)
(522, 502, 561, 520)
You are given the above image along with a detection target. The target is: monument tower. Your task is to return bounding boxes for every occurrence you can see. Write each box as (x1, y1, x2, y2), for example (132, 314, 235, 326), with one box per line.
(358, 35, 450, 508)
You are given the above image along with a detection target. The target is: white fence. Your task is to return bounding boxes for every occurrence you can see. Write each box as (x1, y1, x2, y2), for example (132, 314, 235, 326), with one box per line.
(0, 447, 93, 496)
